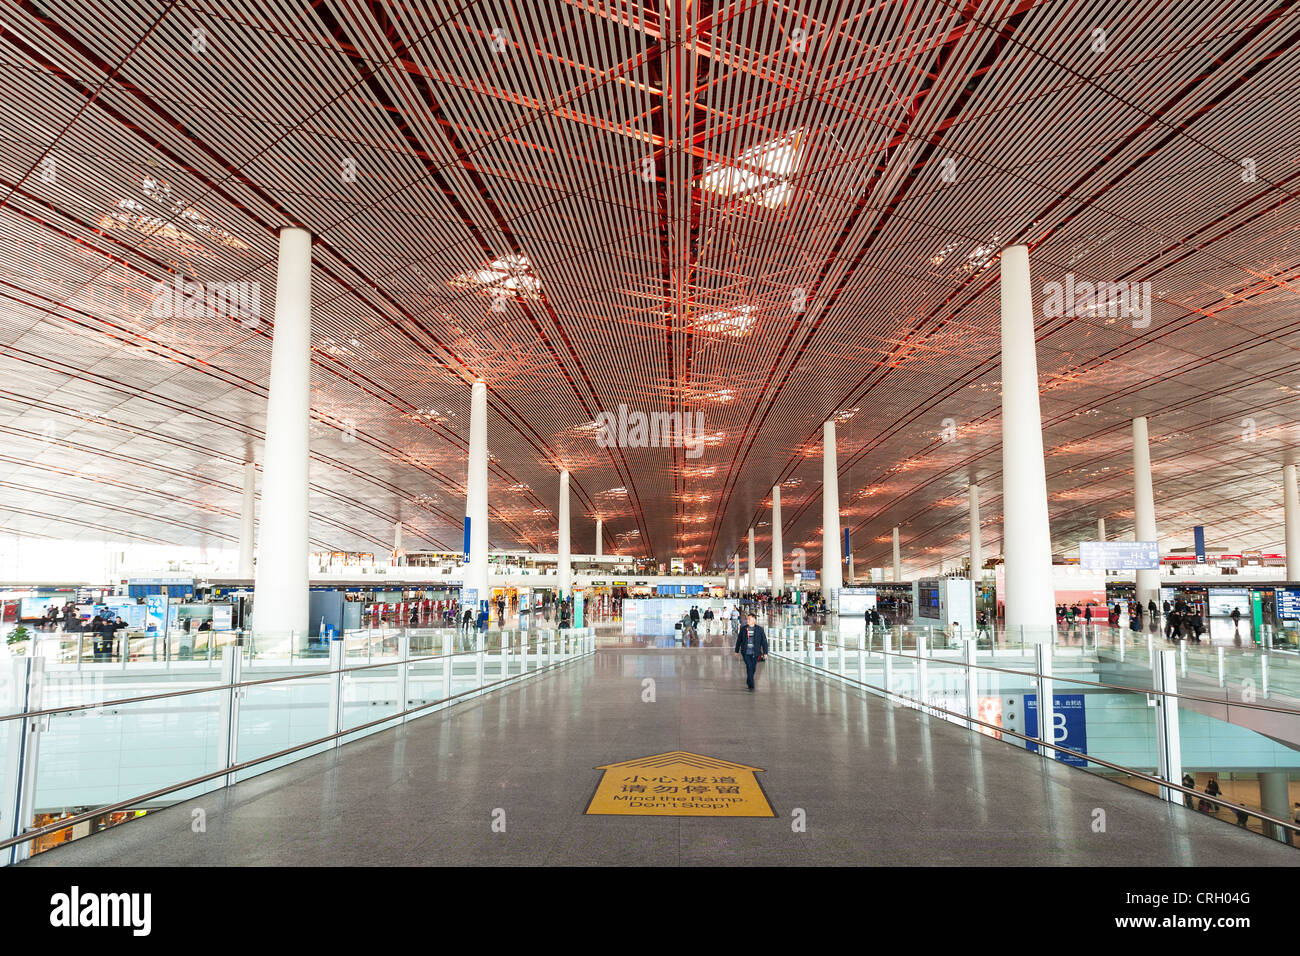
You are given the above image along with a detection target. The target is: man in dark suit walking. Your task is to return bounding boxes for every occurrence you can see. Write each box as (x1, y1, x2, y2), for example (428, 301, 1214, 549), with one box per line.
(734, 612, 768, 691)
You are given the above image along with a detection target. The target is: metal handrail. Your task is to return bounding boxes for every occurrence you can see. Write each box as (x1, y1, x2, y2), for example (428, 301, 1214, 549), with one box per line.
(785, 631, 1300, 715)
(0, 630, 585, 723)
(0, 636, 592, 853)
(772, 645, 1300, 840)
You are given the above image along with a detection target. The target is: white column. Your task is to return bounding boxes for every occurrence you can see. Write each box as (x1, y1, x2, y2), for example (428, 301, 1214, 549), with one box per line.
(393, 521, 403, 565)
(465, 380, 490, 611)
(968, 484, 982, 579)
(558, 469, 571, 597)
(821, 419, 843, 604)
(1132, 416, 1160, 610)
(999, 244, 1056, 634)
(847, 553, 854, 585)
(892, 526, 901, 581)
(595, 517, 603, 557)
(1284, 464, 1300, 581)
(253, 227, 312, 637)
(770, 485, 784, 596)
(238, 461, 256, 579)
(747, 527, 756, 592)
(1097, 517, 1106, 541)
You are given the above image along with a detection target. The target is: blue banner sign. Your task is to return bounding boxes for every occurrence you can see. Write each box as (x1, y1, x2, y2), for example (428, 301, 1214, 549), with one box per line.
(1024, 693, 1088, 766)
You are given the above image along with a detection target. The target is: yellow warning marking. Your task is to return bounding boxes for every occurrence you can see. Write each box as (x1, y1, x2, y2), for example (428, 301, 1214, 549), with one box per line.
(586, 751, 774, 817)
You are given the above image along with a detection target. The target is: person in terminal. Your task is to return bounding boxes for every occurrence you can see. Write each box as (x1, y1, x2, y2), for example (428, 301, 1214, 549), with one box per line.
(976, 609, 991, 642)
(1181, 773, 1196, 809)
(1148, 598, 1158, 620)
(702, 606, 714, 635)
(1230, 606, 1242, 630)
(734, 612, 768, 691)
(1204, 777, 1221, 813)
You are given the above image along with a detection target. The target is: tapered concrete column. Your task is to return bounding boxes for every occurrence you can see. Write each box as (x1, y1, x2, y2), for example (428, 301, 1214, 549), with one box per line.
(1260, 771, 1293, 843)
(747, 527, 756, 592)
(1284, 464, 1300, 581)
(253, 227, 312, 637)
(595, 517, 603, 557)
(822, 420, 843, 605)
(1133, 416, 1160, 610)
(464, 380, 490, 610)
(732, 552, 740, 592)
(968, 484, 982, 579)
(558, 469, 571, 597)
(1097, 517, 1106, 541)
(770, 485, 784, 596)
(393, 521, 403, 566)
(847, 553, 855, 585)
(892, 527, 901, 581)
(238, 461, 256, 579)
(999, 245, 1056, 634)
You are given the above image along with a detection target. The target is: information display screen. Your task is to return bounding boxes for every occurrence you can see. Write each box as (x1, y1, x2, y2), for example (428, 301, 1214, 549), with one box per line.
(19, 596, 57, 619)
(1207, 587, 1250, 618)
(1079, 541, 1159, 570)
(917, 586, 940, 620)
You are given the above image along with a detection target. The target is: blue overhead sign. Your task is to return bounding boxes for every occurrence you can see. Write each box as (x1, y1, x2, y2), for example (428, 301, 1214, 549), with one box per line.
(1079, 540, 1159, 570)
(1193, 526, 1206, 564)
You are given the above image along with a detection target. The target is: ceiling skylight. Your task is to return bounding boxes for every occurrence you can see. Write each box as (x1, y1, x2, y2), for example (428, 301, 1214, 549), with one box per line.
(448, 254, 542, 298)
(694, 303, 754, 336)
(700, 128, 805, 208)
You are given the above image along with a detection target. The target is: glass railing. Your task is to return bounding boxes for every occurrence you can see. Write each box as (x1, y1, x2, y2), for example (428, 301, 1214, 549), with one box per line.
(765, 624, 1300, 847)
(0, 627, 596, 863)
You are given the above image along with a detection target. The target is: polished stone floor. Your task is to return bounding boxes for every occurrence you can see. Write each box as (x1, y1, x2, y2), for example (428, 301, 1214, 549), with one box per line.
(23, 648, 1298, 866)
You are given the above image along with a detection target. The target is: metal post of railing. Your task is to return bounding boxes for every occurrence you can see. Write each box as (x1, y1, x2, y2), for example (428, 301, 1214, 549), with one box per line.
(326, 639, 343, 750)
(1217, 646, 1224, 687)
(475, 632, 485, 695)
(964, 638, 977, 732)
(837, 639, 845, 678)
(2, 657, 43, 866)
(218, 644, 245, 782)
(500, 631, 509, 681)
(857, 632, 866, 683)
(882, 630, 893, 696)
(76, 633, 83, 670)
(520, 630, 529, 674)
(442, 632, 453, 706)
(1179, 639, 1187, 678)
(1118, 631, 1125, 664)
(1146, 633, 1154, 673)
(1034, 643, 1054, 763)
(917, 633, 929, 715)
(1261, 654, 1270, 700)
(1152, 649, 1183, 804)
(398, 633, 410, 724)
(805, 632, 814, 667)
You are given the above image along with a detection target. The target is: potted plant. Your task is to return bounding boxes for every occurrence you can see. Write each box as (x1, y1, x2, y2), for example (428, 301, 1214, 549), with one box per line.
(6, 624, 31, 655)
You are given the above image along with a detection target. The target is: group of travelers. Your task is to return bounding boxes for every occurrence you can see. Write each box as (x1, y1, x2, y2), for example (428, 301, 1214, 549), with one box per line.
(1161, 598, 1207, 642)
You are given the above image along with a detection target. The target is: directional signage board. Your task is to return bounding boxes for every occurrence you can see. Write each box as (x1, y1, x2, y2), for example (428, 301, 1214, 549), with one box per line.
(586, 751, 774, 817)
(1078, 540, 1159, 570)
(1024, 693, 1088, 766)
(1277, 588, 1300, 620)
